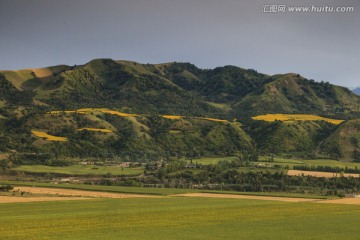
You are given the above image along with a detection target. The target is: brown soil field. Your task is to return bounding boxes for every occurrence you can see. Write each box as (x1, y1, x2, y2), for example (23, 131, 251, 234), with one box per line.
(0, 186, 160, 204)
(172, 193, 318, 202)
(287, 170, 360, 178)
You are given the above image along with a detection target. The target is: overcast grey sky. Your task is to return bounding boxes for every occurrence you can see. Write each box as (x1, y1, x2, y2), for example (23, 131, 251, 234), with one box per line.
(0, 0, 359, 87)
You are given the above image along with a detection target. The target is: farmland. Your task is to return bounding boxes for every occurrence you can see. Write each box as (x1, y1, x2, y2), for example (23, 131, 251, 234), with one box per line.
(190, 157, 238, 165)
(13, 164, 143, 176)
(252, 114, 344, 125)
(256, 156, 360, 170)
(31, 130, 68, 142)
(288, 170, 360, 178)
(1, 196, 360, 239)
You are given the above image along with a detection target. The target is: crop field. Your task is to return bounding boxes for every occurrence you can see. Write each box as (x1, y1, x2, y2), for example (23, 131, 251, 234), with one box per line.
(13, 164, 143, 176)
(1, 196, 360, 239)
(288, 170, 360, 178)
(161, 115, 184, 119)
(31, 130, 68, 142)
(252, 114, 344, 125)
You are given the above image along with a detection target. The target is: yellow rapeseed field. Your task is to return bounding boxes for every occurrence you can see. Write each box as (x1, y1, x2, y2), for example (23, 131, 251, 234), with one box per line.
(196, 117, 228, 123)
(48, 108, 230, 123)
(161, 115, 184, 120)
(252, 114, 344, 125)
(31, 130, 68, 142)
(49, 108, 138, 117)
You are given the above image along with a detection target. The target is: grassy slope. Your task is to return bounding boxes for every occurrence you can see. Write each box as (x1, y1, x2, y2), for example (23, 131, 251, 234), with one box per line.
(0, 66, 70, 91)
(249, 121, 335, 155)
(1, 197, 359, 239)
(320, 119, 360, 160)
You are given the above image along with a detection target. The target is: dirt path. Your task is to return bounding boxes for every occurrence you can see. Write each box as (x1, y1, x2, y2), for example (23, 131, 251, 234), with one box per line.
(288, 170, 360, 178)
(14, 187, 159, 199)
(172, 193, 319, 202)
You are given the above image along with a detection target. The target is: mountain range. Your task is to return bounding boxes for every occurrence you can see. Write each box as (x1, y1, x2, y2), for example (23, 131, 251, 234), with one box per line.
(353, 87, 360, 95)
(0, 58, 360, 162)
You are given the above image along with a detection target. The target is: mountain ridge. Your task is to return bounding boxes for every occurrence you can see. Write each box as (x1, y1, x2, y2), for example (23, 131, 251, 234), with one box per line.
(1, 58, 360, 161)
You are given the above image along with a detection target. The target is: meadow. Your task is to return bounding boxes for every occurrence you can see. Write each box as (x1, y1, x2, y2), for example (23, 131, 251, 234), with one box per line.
(1, 197, 360, 239)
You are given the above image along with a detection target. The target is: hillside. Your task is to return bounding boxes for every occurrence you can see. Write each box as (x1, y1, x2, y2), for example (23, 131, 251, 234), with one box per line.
(320, 119, 360, 161)
(245, 120, 336, 157)
(1, 58, 360, 161)
(0, 108, 256, 162)
(234, 74, 360, 119)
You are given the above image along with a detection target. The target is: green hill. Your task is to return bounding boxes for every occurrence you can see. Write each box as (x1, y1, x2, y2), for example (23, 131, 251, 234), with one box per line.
(234, 73, 360, 118)
(1, 58, 360, 161)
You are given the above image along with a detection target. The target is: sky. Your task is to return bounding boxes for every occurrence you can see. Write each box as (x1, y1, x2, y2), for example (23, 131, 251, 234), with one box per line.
(0, 0, 359, 88)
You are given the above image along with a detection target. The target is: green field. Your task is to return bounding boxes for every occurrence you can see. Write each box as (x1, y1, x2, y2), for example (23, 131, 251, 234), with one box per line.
(1, 197, 360, 239)
(13, 165, 144, 176)
(257, 156, 360, 170)
(191, 157, 238, 165)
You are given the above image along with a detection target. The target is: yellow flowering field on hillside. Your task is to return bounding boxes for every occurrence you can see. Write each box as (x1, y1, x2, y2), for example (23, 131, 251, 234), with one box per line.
(252, 114, 344, 125)
(161, 115, 184, 120)
(31, 130, 68, 142)
(49, 108, 229, 123)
